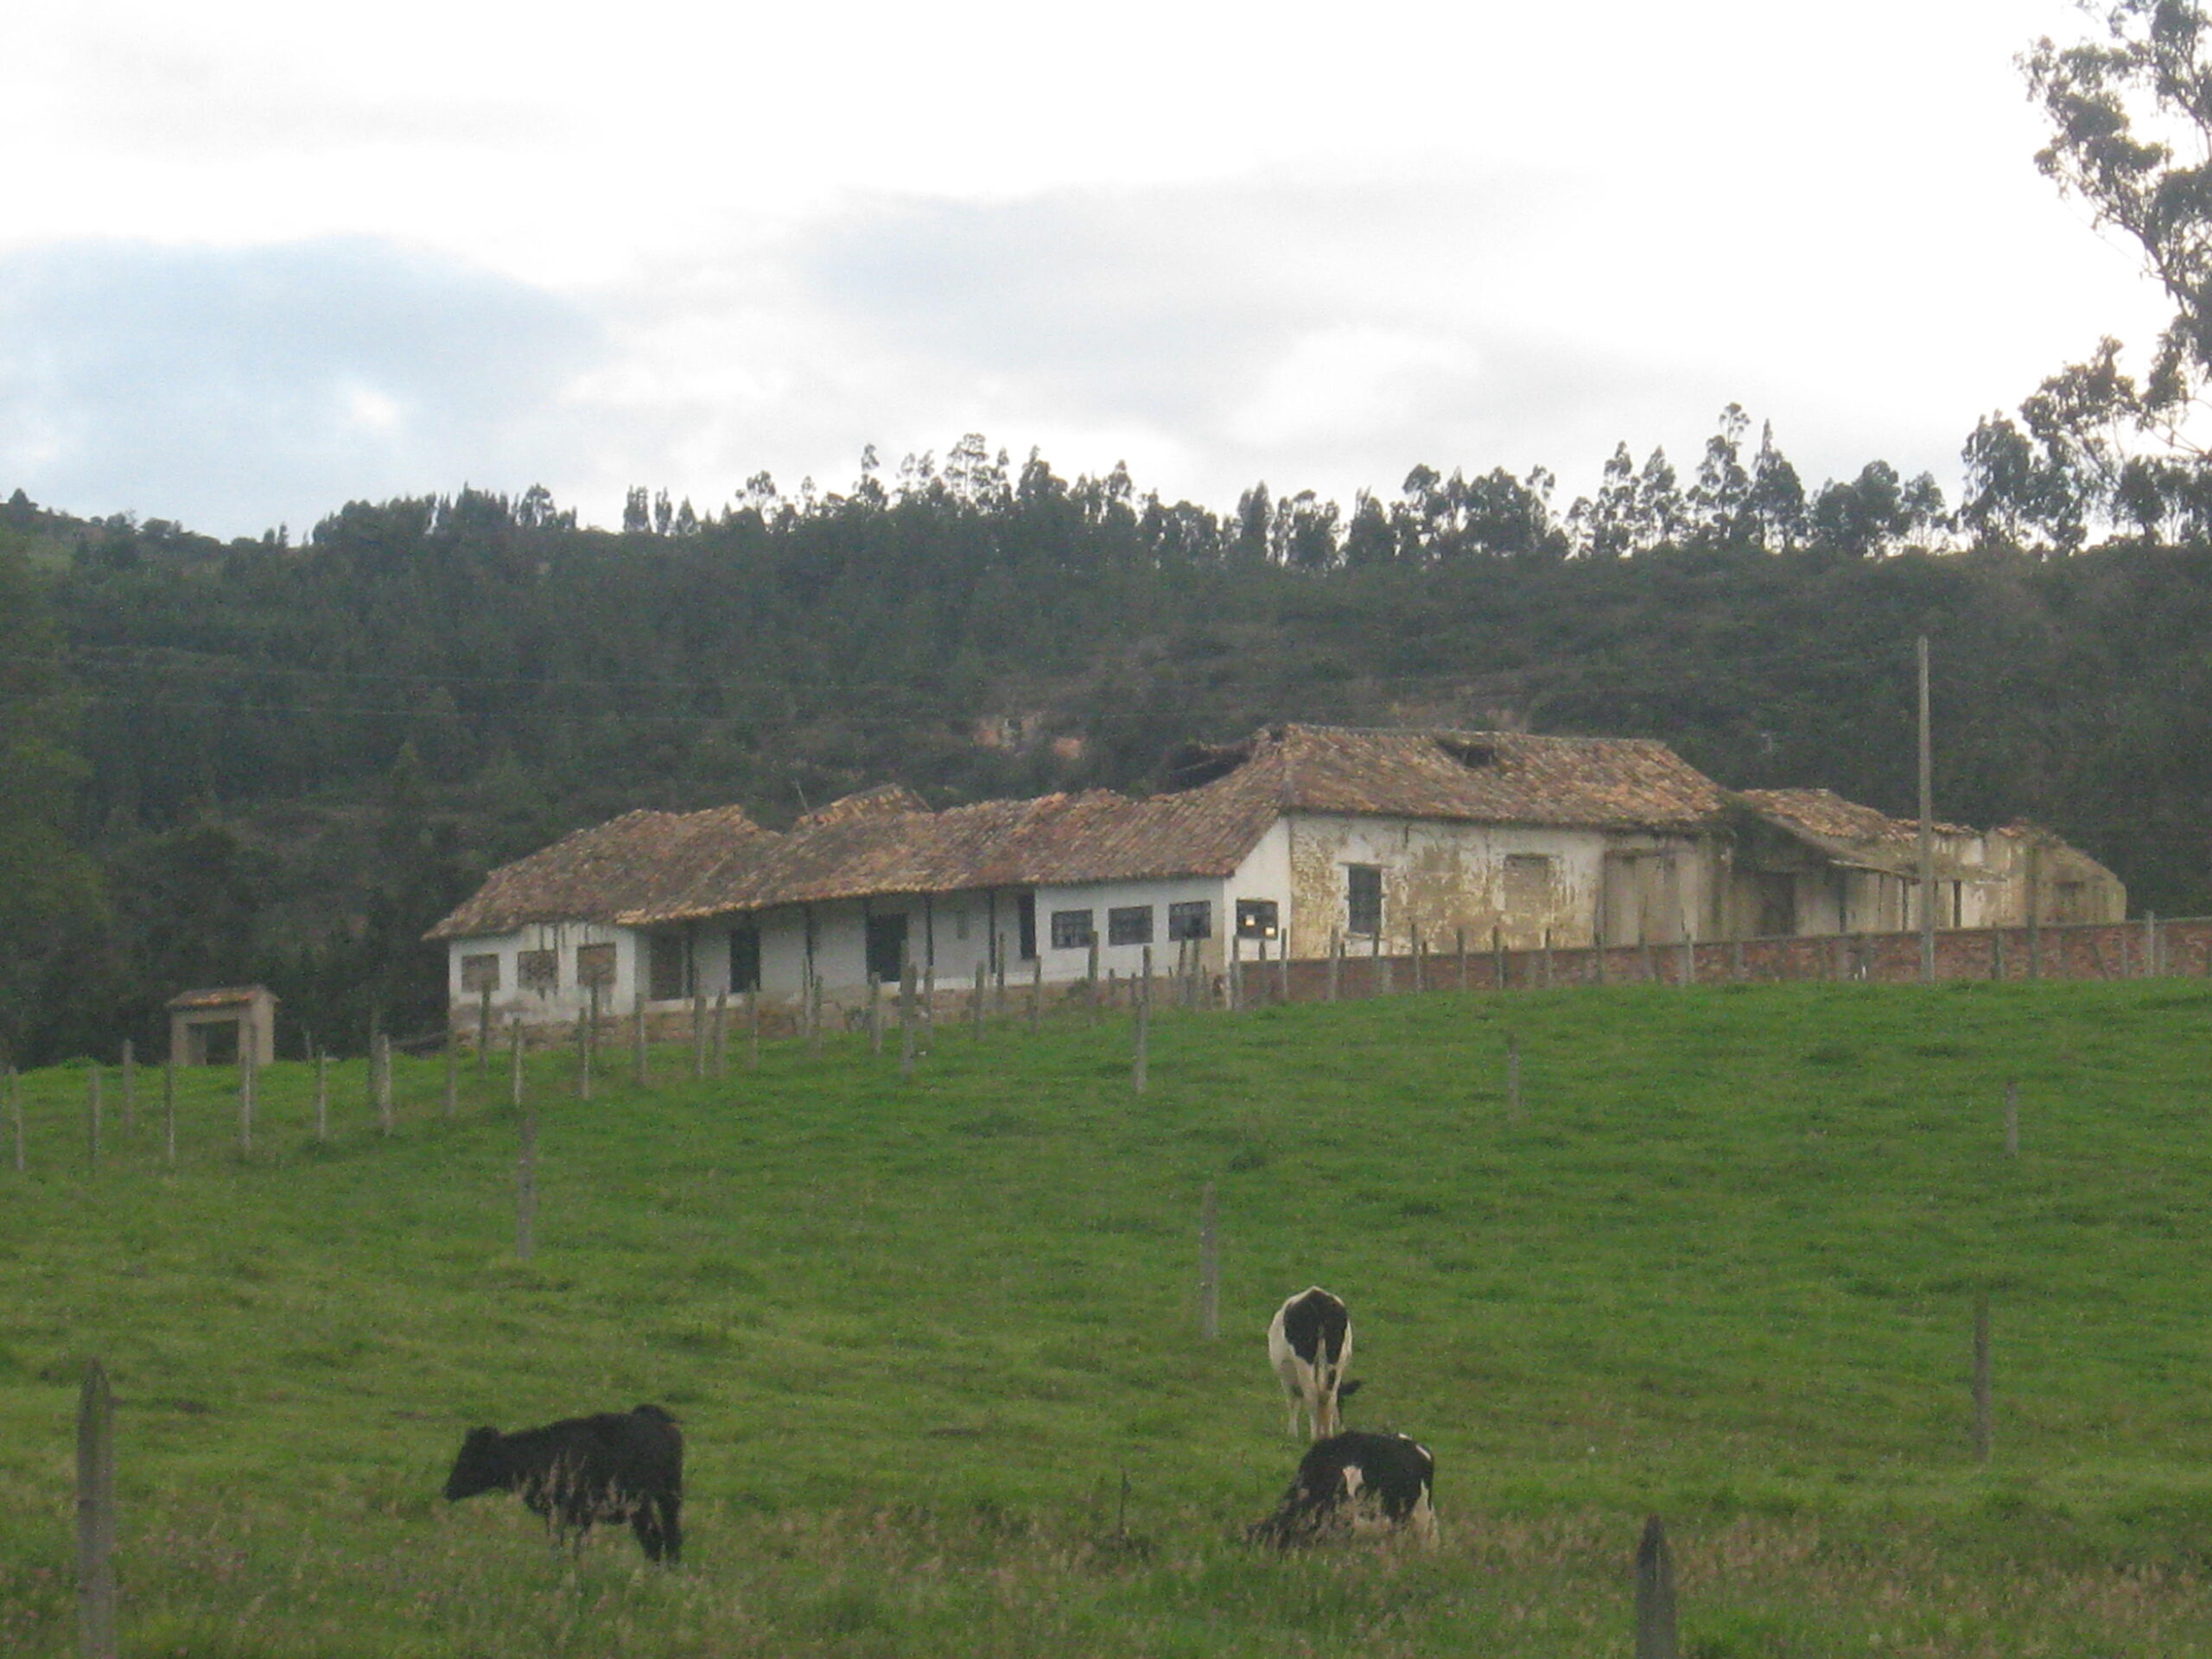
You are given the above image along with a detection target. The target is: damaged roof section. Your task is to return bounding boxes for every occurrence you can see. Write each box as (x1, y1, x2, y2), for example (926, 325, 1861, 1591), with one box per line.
(1234, 724, 1727, 830)
(430, 725, 1740, 939)
(1734, 788, 1986, 880)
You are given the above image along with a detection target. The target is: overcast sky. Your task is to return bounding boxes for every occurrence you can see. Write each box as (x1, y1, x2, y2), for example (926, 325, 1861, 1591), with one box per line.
(0, 0, 2172, 539)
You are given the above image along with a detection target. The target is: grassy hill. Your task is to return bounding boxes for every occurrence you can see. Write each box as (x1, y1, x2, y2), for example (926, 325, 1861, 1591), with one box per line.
(5, 980, 2212, 1655)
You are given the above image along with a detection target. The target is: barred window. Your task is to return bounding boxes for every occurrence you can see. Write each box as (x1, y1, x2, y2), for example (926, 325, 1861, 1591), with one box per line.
(1166, 900, 1212, 941)
(575, 943, 617, 988)
(518, 950, 558, 994)
(1107, 905, 1154, 946)
(461, 953, 500, 993)
(1050, 908, 1096, 950)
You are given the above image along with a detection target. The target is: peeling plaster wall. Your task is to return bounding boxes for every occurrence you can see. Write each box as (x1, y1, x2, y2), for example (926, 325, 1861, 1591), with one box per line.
(1282, 814, 1643, 955)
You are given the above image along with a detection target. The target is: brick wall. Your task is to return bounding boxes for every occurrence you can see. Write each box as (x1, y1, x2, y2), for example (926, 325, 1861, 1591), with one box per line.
(1245, 917, 2212, 1005)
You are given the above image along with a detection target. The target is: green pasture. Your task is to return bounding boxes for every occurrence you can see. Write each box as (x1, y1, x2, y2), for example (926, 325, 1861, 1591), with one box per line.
(6, 980, 2212, 1655)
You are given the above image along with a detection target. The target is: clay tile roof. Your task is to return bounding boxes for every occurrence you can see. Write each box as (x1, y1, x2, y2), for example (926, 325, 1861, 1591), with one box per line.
(1734, 787, 1986, 880)
(1256, 724, 1725, 829)
(166, 984, 277, 1009)
(1737, 788, 1974, 846)
(425, 804, 765, 939)
(795, 784, 931, 829)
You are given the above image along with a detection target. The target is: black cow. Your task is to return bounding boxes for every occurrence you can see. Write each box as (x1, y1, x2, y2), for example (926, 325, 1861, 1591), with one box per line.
(1249, 1430, 1437, 1548)
(1267, 1286, 1355, 1440)
(442, 1404, 683, 1561)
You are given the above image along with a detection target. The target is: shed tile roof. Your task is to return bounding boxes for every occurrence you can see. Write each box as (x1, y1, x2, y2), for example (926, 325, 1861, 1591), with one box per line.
(1255, 724, 1725, 829)
(426, 804, 765, 939)
(1734, 787, 1985, 880)
(430, 725, 1732, 938)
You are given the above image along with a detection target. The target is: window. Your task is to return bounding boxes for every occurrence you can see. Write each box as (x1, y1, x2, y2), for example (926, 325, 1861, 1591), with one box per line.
(575, 943, 617, 990)
(1346, 865, 1382, 936)
(1235, 899, 1280, 941)
(518, 950, 558, 994)
(728, 926, 760, 995)
(1502, 853, 1554, 915)
(865, 912, 909, 983)
(1108, 905, 1154, 946)
(647, 933, 691, 1001)
(1167, 899, 1212, 941)
(1051, 908, 1096, 950)
(461, 953, 500, 993)
(1015, 894, 1037, 961)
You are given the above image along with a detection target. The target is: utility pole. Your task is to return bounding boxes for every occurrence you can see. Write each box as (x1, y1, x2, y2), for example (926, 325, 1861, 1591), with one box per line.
(1918, 634, 1936, 984)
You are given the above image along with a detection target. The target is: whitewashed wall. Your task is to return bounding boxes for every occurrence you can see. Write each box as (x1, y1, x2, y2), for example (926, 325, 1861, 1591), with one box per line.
(443, 920, 638, 1027)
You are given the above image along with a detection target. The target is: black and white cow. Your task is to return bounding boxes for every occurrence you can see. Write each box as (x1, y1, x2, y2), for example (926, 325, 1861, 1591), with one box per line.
(442, 1404, 683, 1561)
(1267, 1286, 1356, 1440)
(1249, 1430, 1437, 1548)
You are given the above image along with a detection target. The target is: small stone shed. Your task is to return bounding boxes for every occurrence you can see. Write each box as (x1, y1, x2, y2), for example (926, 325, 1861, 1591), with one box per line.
(167, 985, 279, 1067)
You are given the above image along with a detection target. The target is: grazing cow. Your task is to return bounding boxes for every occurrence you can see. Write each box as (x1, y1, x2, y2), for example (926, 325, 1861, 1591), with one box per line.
(1268, 1286, 1355, 1440)
(1249, 1430, 1437, 1548)
(442, 1404, 683, 1561)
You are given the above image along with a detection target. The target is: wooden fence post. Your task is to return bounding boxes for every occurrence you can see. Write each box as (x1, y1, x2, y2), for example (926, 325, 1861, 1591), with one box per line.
(868, 974, 883, 1057)
(1458, 925, 1468, 992)
(1543, 928, 1555, 988)
(1680, 936, 1694, 987)
(376, 1034, 394, 1135)
(515, 1096, 539, 1260)
(87, 1064, 101, 1170)
(477, 983, 493, 1072)
(1135, 945, 1152, 1096)
(1086, 938, 1100, 1027)
(1633, 1515, 1678, 1659)
(974, 961, 988, 1039)
(78, 1358, 118, 1659)
(1229, 935, 1243, 1013)
(1973, 1290, 1993, 1463)
(899, 961, 918, 1081)
(1378, 928, 1393, 996)
(1328, 931, 1342, 1002)
(1411, 925, 1423, 994)
(1198, 1179, 1220, 1341)
(1278, 938, 1290, 1004)
(120, 1041, 135, 1130)
(2005, 1078, 2019, 1159)
(1493, 924, 1505, 991)
(238, 1045, 255, 1154)
(1030, 956, 1043, 1034)
(313, 1049, 327, 1144)
(632, 995, 650, 1088)
(714, 991, 728, 1080)
(693, 990, 708, 1082)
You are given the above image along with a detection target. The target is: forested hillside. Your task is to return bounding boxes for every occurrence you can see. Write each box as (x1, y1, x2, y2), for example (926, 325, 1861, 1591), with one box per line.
(5, 426, 2212, 1066)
